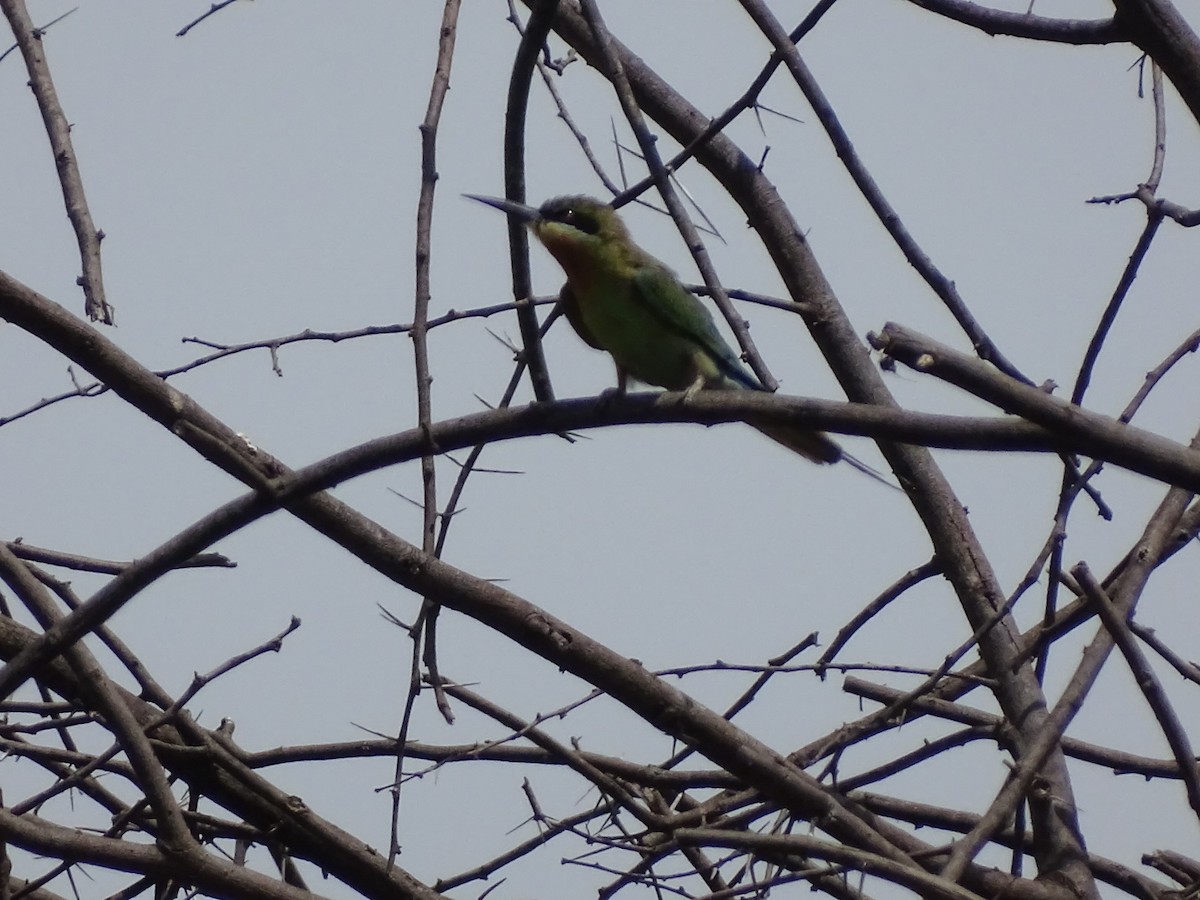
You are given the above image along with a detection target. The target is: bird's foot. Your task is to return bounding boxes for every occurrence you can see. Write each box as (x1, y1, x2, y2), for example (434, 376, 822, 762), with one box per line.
(597, 369, 630, 409)
(681, 373, 706, 403)
(596, 382, 628, 413)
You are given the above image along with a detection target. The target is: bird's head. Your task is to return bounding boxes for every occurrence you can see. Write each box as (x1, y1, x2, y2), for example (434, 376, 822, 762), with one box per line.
(466, 194, 633, 280)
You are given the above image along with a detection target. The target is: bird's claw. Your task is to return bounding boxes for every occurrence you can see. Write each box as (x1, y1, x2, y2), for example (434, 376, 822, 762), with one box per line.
(596, 383, 627, 412)
(681, 373, 706, 403)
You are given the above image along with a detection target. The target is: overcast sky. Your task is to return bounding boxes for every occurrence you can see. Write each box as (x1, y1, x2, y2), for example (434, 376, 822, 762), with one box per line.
(3, 1, 1200, 897)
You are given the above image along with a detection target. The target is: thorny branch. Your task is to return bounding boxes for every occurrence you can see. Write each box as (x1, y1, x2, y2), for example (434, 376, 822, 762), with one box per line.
(0, 0, 111, 324)
(3, 2, 1200, 898)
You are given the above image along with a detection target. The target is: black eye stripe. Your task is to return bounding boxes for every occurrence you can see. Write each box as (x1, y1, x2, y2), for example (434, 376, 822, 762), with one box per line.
(564, 209, 599, 234)
(545, 206, 600, 235)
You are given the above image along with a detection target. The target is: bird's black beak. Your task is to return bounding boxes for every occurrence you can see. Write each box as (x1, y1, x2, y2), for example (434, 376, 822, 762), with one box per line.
(464, 194, 541, 224)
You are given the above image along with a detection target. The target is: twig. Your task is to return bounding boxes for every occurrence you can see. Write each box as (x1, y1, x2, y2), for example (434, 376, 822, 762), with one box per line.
(4, 540, 234, 574)
(1076, 564, 1200, 824)
(1070, 213, 1164, 406)
(1129, 619, 1200, 684)
(175, 0, 245, 38)
(1088, 63, 1200, 226)
(816, 558, 942, 670)
(168, 616, 301, 718)
(429, 680, 663, 828)
(845, 677, 1197, 781)
(0, 0, 111, 323)
(738, 0, 1030, 383)
(504, 0, 620, 195)
(1037, 324, 1200, 686)
(657, 633, 819, 771)
(1, 299, 555, 428)
(389, 0, 463, 870)
(614, 0, 843, 208)
(0, 4, 74, 63)
(675, 828, 983, 900)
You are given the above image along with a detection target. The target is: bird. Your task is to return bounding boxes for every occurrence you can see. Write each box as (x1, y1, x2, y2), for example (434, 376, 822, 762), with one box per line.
(467, 193, 881, 475)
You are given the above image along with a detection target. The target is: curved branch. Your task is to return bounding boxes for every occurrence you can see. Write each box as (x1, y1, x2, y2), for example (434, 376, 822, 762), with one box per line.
(499, 0, 559, 401)
(904, 0, 1122, 44)
(0, 807, 325, 900)
(870, 321, 1200, 491)
(1115, 0, 1200, 130)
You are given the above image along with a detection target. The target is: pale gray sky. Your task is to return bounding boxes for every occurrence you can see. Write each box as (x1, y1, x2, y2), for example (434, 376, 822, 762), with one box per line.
(3, 1, 1199, 897)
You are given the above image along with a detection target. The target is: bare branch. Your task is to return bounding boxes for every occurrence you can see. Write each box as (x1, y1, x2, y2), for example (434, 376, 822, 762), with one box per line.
(175, 0, 247, 38)
(0, 0, 111, 323)
(903, 0, 1121, 44)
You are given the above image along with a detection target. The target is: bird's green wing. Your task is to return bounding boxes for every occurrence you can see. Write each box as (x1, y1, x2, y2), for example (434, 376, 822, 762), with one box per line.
(557, 283, 605, 351)
(629, 265, 761, 390)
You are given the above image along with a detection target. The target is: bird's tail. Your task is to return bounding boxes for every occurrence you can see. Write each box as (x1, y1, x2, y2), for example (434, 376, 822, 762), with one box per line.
(712, 377, 896, 485)
(752, 422, 842, 464)
(716, 374, 844, 465)
(752, 422, 897, 488)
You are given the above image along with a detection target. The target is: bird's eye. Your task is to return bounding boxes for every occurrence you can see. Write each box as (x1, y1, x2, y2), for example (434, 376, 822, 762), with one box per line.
(560, 208, 600, 235)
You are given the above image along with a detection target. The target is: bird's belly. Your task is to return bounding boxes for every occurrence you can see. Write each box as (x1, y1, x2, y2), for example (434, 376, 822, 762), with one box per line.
(579, 293, 700, 391)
